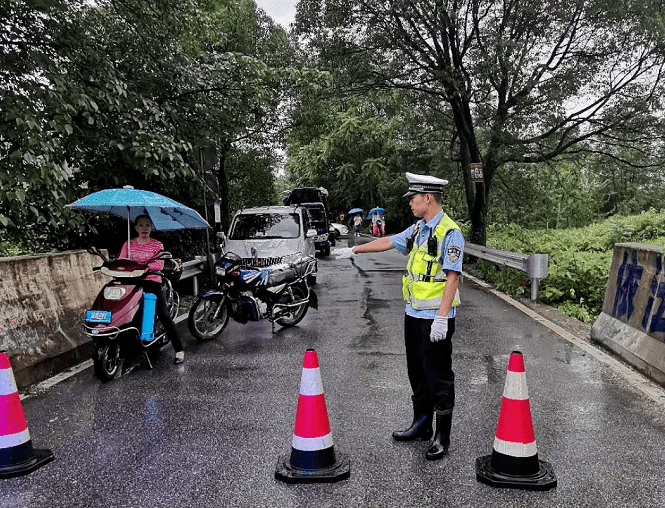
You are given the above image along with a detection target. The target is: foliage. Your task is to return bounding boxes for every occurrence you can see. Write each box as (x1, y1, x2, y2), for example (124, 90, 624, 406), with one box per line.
(293, 0, 665, 245)
(1, 0, 319, 257)
(468, 210, 665, 321)
(285, 90, 468, 233)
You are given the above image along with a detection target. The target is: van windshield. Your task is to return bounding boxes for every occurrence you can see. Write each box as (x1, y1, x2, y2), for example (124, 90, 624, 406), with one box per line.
(306, 206, 326, 223)
(230, 213, 301, 240)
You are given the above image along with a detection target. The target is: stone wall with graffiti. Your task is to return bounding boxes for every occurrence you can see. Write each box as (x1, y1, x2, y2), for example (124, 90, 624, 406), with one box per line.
(592, 242, 665, 385)
(602, 243, 665, 342)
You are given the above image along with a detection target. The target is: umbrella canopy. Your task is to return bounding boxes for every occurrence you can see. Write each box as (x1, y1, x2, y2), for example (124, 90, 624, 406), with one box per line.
(367, 207, 385, 218)
(67, 187, 210, 231)
(348, 207, 363, 214)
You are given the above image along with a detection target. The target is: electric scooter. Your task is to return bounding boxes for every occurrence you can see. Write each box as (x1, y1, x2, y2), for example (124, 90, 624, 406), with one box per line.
(83, 246, 182, 381)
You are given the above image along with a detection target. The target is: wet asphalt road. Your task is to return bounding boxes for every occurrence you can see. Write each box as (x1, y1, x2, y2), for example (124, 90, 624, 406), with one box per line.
(3, 235, 665, 508)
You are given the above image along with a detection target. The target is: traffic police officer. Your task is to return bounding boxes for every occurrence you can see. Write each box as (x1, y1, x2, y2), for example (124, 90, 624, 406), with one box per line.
(335, 172, 464, 460)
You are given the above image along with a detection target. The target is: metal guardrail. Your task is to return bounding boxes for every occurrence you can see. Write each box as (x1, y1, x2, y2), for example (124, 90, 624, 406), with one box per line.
(465, 243, 548, 301)
(180, 255, 208, 295)
(183, 245, 549, 300)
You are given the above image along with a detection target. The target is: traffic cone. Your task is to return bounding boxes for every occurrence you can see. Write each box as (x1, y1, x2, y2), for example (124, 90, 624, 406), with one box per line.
(275, 349, 350, 483)
(0, 351, 54, 478)
(476, 351, 556, 491)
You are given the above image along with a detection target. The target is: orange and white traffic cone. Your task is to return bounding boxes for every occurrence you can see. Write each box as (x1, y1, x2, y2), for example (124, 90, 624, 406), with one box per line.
(275, 349, 350, 483)
(476, 351, 556, 490)
(0, 351, 54, 478)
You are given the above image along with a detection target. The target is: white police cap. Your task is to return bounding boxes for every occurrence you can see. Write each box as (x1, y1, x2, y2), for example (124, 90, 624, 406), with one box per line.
(403, 172, 449, 197)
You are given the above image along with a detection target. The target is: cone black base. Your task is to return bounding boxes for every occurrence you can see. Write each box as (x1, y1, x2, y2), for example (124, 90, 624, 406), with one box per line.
(0, 448, 54, 479)
(476, 455, 557, 491)
(275, 452, 350, 484)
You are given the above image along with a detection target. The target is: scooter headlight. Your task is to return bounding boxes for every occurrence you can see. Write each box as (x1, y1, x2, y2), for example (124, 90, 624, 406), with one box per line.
(103, 286, 127, 300)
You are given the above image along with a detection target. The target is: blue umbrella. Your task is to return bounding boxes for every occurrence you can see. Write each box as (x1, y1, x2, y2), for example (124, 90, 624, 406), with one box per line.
(68, 186, 210, 256)
(367, 207, 385, 219)
(348, 207, 363, 214)
(68, 187, 209, 230)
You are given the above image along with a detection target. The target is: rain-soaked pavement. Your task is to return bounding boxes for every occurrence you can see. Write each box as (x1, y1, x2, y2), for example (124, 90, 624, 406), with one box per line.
(3, 236, 665, 508)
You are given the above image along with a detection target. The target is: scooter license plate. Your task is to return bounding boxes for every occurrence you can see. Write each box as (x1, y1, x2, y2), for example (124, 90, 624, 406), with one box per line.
(86, 310, 112, 324)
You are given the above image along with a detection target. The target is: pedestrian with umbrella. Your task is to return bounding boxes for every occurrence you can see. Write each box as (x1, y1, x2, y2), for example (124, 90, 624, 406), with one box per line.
(352, 211, 363, 237)
(68, 186, 210, 365)
(369, 207, 386, 237)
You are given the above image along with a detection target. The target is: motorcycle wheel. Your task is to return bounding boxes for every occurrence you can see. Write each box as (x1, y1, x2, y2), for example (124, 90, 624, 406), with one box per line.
(94, 342, 120, 381)
(188, 295, 229, 340)
(274, 284, 309, 327)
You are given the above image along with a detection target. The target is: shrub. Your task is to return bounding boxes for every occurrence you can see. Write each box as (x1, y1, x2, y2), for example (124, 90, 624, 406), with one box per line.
(468, 210, 665, 322)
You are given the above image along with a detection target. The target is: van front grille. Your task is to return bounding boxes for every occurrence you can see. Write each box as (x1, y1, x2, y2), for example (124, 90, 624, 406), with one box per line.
(241, 257, 283, 268)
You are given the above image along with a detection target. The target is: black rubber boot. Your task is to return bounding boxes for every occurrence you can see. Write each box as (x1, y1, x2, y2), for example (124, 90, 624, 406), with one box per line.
(392, 405, 433, 442)
(426, 412, 452, 460)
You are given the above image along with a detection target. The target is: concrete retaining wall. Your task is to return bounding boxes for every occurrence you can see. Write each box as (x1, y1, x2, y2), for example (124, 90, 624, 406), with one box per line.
(591, 243, 665, 385)
(0, 250, 106, 389)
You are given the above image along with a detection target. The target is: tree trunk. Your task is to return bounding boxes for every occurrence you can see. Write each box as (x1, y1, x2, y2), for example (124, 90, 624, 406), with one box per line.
(456, 106, 488, 246)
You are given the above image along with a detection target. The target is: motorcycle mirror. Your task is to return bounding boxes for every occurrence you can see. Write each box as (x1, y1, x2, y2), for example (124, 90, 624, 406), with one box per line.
(216, 231, 227, 244)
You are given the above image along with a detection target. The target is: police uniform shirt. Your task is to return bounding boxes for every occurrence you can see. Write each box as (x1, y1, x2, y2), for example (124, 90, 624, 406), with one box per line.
(391, 210, 465, 319)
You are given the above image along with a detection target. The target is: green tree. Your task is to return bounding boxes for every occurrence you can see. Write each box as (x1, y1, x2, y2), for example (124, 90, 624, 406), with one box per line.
(1, 0, 323, 254)
(294, 0, 665, 244)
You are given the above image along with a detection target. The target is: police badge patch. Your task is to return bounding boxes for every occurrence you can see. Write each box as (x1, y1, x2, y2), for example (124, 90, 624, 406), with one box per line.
(447, 246, 461, 263)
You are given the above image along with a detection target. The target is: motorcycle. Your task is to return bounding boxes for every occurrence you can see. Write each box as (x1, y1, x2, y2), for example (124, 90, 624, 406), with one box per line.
(187, 252, 318, 340)
(83, 246, 182, 381)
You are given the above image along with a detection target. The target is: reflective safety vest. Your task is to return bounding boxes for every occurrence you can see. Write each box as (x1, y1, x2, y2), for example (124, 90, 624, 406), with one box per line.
(402, 214, 462, 310)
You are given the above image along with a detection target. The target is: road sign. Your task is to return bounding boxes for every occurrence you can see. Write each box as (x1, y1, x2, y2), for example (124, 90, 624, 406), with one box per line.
(469, 162, 485, 183)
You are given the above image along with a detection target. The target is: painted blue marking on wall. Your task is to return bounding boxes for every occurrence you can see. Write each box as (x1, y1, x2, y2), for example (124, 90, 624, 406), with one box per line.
(642, 255, 662, 329)
(612, 251, 643, 320)
(642, 254, 665, 334)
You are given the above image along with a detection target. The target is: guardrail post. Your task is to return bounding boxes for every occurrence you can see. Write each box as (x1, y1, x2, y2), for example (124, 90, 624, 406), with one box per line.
(530, 278, 540, 301)
(191, 275, 199, 296)
(526, 254, 548, 301)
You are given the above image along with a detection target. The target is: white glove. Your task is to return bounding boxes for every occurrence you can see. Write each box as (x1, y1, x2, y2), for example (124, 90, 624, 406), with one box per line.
(334, 247, 356, 259)
(430, 316, 449, 342)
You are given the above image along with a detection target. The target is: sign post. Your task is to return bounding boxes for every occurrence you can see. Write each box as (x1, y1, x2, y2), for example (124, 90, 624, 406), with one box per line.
(195, 140, 217, 281)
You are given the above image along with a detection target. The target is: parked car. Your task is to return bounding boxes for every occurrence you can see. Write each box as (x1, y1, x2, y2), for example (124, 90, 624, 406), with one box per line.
(329, 222, 349, 238)
(217, 205, 318, 284)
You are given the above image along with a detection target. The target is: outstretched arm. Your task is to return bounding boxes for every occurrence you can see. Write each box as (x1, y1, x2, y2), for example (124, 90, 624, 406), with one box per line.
(335, 236, 395, 258)
(353, 236, 394, 254)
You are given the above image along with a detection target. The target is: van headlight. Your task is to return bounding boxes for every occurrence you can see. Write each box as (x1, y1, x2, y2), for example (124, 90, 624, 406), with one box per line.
(103, 286, 127, 300)
(215, 265, 226, 276)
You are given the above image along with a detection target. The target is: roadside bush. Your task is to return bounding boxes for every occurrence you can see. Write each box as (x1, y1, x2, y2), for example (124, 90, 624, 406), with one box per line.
(0, 230, 31, 257)
(467, 210, 665, 323)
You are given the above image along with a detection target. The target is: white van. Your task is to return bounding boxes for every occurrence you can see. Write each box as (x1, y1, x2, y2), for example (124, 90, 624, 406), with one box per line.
(217, 205, 318, 281)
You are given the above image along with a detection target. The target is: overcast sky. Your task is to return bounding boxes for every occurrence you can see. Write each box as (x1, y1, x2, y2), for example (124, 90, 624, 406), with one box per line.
(254, 0, 297, 29)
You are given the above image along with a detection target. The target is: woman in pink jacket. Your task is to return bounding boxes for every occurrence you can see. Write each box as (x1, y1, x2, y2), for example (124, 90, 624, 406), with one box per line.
(120, 214, 185, 364)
